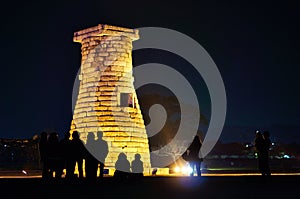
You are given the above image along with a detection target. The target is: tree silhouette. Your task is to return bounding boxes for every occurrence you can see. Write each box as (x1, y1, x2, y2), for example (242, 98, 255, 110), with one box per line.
(138, 92, 208, 153)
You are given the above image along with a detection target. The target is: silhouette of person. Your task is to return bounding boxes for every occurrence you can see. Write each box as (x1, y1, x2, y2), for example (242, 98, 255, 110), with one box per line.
(95, 131, 108, 179)
(85, 132, 99, 183)
(186, 135, 203, 177)
(261, 131, 271, 176)
(114, 152, 131, 182)
(47, 132, 63, 179)
(254, 131, 264, 175)
(69, 131, 85, 179)
(59, 131, 72, 179)
(131, 153, 144, 180)
(39, 131, 49, 180)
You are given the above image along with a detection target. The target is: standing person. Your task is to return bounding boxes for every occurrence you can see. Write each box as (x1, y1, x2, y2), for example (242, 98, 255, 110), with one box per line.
(39, 132, 49, 180)
(47, 132, 63, 179)
(95, 131, 108, 179)
(69, 131, 85, 180)
(262, 131, 271, 176)
(186, 135, 203, 177)
(85, 132, 99, 183)
(254, 131, 264, 175)
(59, 132, 72, 179)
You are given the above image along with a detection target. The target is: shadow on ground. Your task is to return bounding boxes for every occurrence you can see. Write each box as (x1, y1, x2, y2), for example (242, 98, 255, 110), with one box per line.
(0, 176, 298, 199)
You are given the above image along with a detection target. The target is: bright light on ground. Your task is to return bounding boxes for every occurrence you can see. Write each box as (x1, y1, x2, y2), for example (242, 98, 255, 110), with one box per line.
(182, 165, 193, 174)
(174, 167, 181, 173)
(174, 164, 193, 175)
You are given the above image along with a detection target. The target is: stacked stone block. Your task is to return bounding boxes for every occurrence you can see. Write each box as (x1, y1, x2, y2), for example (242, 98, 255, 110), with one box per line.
(70, 24, 151, 175)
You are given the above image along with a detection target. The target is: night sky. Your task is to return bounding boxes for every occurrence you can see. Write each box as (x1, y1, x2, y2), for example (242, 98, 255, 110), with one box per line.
(0, 0, 299, 144)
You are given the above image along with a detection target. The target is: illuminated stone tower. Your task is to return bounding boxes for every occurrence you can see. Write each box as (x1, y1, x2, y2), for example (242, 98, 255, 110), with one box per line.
(70, 24, 151, 175)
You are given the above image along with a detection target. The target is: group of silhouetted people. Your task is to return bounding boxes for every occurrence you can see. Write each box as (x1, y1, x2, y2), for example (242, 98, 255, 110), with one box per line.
(38, 130, 108, 183)
(254, 130, 271, 177)
(84, 131, 108, 182)
(113, 152, 144, 182)
(38, 128, 272, 183)
(38, 130, 146, 183)
(39, 131, 64, 180)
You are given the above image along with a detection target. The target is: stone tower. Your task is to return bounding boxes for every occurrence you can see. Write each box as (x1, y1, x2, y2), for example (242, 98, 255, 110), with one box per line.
(71, 24, 151, 175)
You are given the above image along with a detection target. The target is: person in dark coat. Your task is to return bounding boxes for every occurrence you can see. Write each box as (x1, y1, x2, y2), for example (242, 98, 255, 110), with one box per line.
(114, 152, 131, 182)
(39, 132, 49, 179)
(131, 153, 144, 180)
(85, 132, 99, 183)
(47, 132, 63, 179)
(254, 131, 265, 175)
(59, 131, 72, 179)
(186, 135, 203, 177)
(69, 131, 85, 179)
(95, 131, 108, 179)
(261, 131, 271, 176)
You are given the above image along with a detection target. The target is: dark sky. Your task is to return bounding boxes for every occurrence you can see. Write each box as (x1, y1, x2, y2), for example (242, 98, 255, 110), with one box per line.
(0, 0, 299, 144)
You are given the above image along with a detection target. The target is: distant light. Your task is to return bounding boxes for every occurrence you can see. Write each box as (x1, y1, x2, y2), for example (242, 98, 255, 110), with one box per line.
(246, 144, 249, 147)
(272, 143, 275, 146)
(22, 170, 27, 175)
(283, 155, 290, 159)
(4, 144, 7, 147)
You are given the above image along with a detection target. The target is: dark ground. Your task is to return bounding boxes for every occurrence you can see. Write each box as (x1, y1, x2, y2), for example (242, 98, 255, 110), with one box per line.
(0, 175, 298, 199)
